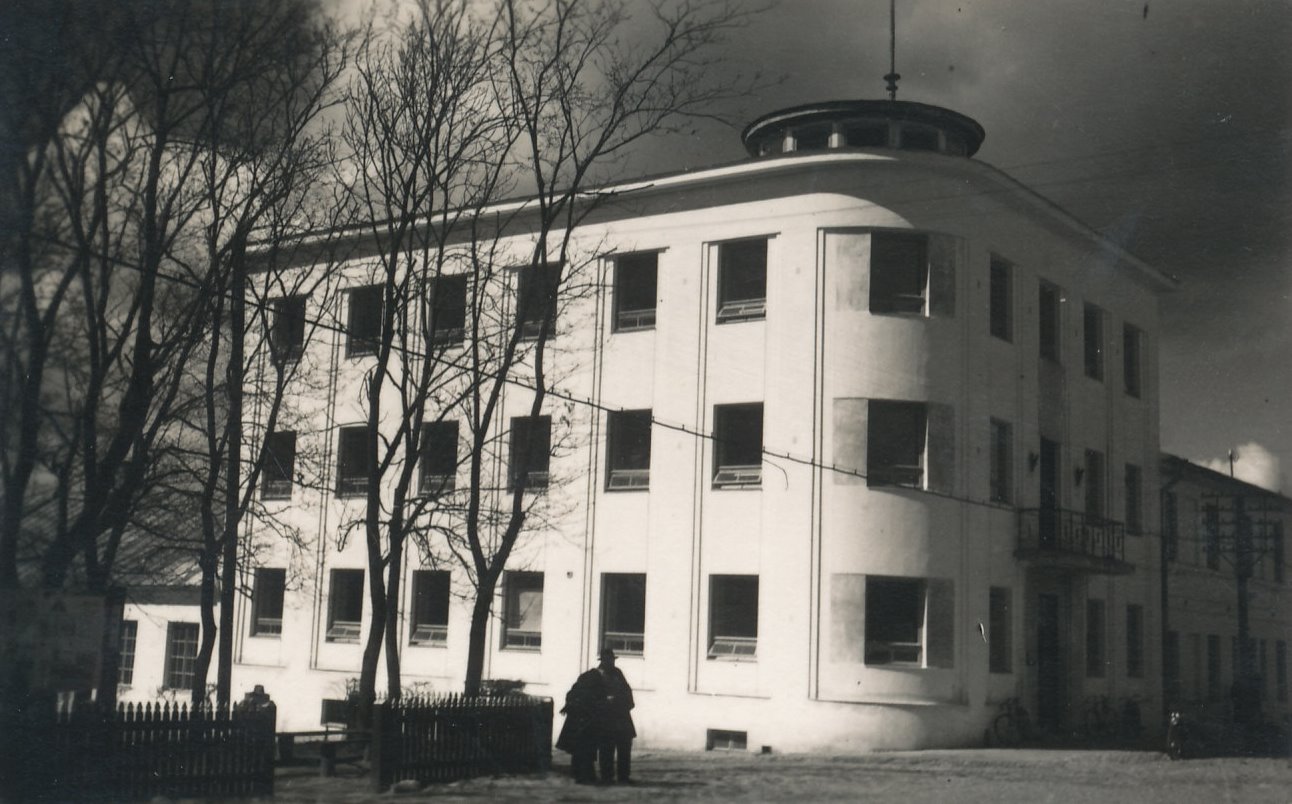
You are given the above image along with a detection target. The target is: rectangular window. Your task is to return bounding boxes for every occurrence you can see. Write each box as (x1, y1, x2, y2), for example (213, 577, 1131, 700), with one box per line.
(428, 274, 467, 345)
(163, 622, 199, 690)
(118, 620, 137, 686)
(1274, 523, 1284, 584)
(1204, 503, 1221, 570)
(989, 587, 1012, 674)
(1123, 323, 1142, 397)
(1124, 463, 1142, 533)
(260, 430, 296, 500)
(1084, 448, 1105, 520)
(708, 575, 758, 658)
(517, 263, 561, 340)
(601, 573, 646, 656)
(866, 577, 924, 665)
(251, 568, 285, 637)
(327, 569, 364, 642)
(270, 295, 306, 364)
(844, 121, 888, 148)
(1086, 599, 1106, 678)
(419, 420, 458, 495)
(336, 426, 370, 498)
(1164, 491, 1179, 561)
(1126, 604, 1144, 679)
(989, 257, 1013, 341)
(613, 252, 658, 331)
(989, 418, 1013, 504)
(712, 403, 763, 488)
(794, 124, 831, 150)
(502, 571, 543, 649)
(1164, 631, 1180, 701)
(606, 409, 651, 490)
(410, 570, 449, 645)
(1083, 303, 1104, 380)
(1207, 634, 1222, 700)
(508, 415, 551, 490)
(1039, 281, 1061, 362)
(715, 238, 768, 323)
(346, 284, 383, 357)
(870, 232, 928, 314)
(1278, 641, 1288, 703)
(867, 400, 926, 488)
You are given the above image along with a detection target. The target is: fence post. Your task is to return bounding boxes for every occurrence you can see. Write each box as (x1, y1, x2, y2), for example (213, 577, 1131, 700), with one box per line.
(370, 700, 389, 792)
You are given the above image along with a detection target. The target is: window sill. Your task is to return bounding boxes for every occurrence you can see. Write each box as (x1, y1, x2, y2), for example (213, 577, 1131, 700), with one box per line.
(706, 654, 757, 663)
(501, 645, 542, 653)
(325, 638, 360, 644)
(409, 640, 448, 648)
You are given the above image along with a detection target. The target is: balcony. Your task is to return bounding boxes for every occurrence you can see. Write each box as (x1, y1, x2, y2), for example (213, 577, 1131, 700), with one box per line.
(1016, 507, 1134, 575)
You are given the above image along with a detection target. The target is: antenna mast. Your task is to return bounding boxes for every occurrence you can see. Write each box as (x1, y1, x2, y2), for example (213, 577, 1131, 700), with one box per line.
(883, 0, 900, 100)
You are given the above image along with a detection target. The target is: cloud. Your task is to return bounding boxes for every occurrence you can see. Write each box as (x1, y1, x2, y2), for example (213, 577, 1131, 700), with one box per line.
(1199, 442, 1283, 493)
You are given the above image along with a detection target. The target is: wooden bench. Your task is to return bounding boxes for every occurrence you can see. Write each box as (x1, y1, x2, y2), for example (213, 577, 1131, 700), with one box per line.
(276, 729, 370, 776)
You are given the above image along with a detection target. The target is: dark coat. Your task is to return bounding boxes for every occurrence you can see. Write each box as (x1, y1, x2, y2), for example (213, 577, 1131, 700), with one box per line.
(555, 666, 636, 753)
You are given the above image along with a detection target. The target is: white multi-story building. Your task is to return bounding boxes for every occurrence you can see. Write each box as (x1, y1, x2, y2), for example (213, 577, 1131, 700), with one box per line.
(220, 96, 1177, 751)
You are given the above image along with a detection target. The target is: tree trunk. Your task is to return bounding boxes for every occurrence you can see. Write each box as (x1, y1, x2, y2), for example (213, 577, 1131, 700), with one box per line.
(383, 532, 403, 699)
(357, 519, 387, 723)
(216, 250, 246, 708)
(192, 554, 218, 704)
(463, 577, 497, 697)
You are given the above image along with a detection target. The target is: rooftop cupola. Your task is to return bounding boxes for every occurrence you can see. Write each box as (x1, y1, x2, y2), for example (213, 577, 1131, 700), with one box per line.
(740, 99, 986, 158)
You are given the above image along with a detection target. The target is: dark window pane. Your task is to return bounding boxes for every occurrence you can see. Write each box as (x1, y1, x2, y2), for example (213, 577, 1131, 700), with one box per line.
(989, 587, 1011, 674)
(252, 568, 285, 636)
(844, 122, 887, 147)
(518, 264, 560, 339)
(261, 431, 296, 499)
(602, 573, 646, 655)
(870, 232, 927, 314)
(867, 401, 926, 487)
(1083, 303, 1104, 380)
(614, 253, 658, 331)
(271, 296, 306, 363)
(509, 415, 551, 489)
(794, 125, 831, 150)
(429, 275, 467, 344)
(337, 427, 370, 497)
(716, 239, 767, 322)
(713, 403, 763, 486)
(347, 285, 383, 357)
(327, 569, 364, 642)
(503, 572, 543, 649)
(411, 570, 450, 644)
(607, 409, 651, 489)
(709, 575, 758, 657)
(901, 127, 939, 152)
(1123, 324, 1142, 397)
(1086, 599, 1106, 677)
(1039, 282, 1060, 361)
(420, 421, 458, 495)
(164, 622, 199, 689)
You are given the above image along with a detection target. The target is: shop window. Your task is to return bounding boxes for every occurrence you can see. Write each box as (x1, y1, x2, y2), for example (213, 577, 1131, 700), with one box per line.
(989, 418, 1013, 504)
(708, 575, 758, 658)
(429, 274, 467, 345)
(346, 284, 383, 357)
(508, 415, 551, 490)
(410, 570, 449, 645)
(251, 568, 285, 637)
(1083, 303, 1104, 380)
(270, 295, 306, 364)
(989, 587, 1012, 674)
(606, 409, 651, 490)
(1039, 281, 1061, 362)
(712, 403, 762, 488)
(517, 263, 560, 340)
(716, 238, 768, 323)
(989, 257, 1013, 341)
(601, 573, 646, 656)
(327, 569, 364, 642)
(1086, 599, 1106, 678)
(502, 572, 543, 649)
(163, 622, 199, 690)
(260, 431, 296, 500)
(613, 252, 657, 331)
(336, 426, 371, 498)
(419, 420, 458, 495)
(1123, 323, 1142, 397)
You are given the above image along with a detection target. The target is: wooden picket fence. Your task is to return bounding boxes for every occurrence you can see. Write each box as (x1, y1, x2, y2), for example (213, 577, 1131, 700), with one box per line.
(370, 693, 552, 791)
(14, 701, 275, 801)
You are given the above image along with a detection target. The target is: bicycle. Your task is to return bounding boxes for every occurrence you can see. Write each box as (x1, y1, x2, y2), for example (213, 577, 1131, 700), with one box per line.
(992, 697, 1033, 747)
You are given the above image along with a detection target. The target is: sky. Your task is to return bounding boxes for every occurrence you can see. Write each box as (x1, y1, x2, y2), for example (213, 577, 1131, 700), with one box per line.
(614, 0, 1292, 493)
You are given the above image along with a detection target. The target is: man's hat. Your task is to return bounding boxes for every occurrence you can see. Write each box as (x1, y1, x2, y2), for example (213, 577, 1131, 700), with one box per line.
(599, 647, 616, 662)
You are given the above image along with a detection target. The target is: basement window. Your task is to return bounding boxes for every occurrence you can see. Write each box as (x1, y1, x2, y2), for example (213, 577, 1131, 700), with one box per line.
(706, 729, 748, 751)
(716, 239, 768, 323)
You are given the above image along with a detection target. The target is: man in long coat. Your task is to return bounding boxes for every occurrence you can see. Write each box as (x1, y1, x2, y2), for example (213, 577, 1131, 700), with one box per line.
(595, 647, 635, 783)
(555, 665, 603, 783)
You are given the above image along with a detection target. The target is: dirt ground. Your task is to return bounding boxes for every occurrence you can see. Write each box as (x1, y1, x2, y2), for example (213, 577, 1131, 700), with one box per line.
(272, 748, 1292, 803)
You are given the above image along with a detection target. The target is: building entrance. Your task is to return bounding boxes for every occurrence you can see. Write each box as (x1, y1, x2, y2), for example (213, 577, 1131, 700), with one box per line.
(1035, 591, 1066, 730)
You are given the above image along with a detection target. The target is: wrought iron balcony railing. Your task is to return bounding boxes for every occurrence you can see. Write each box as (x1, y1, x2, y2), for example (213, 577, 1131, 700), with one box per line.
(1017, 507, 1132, 574)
